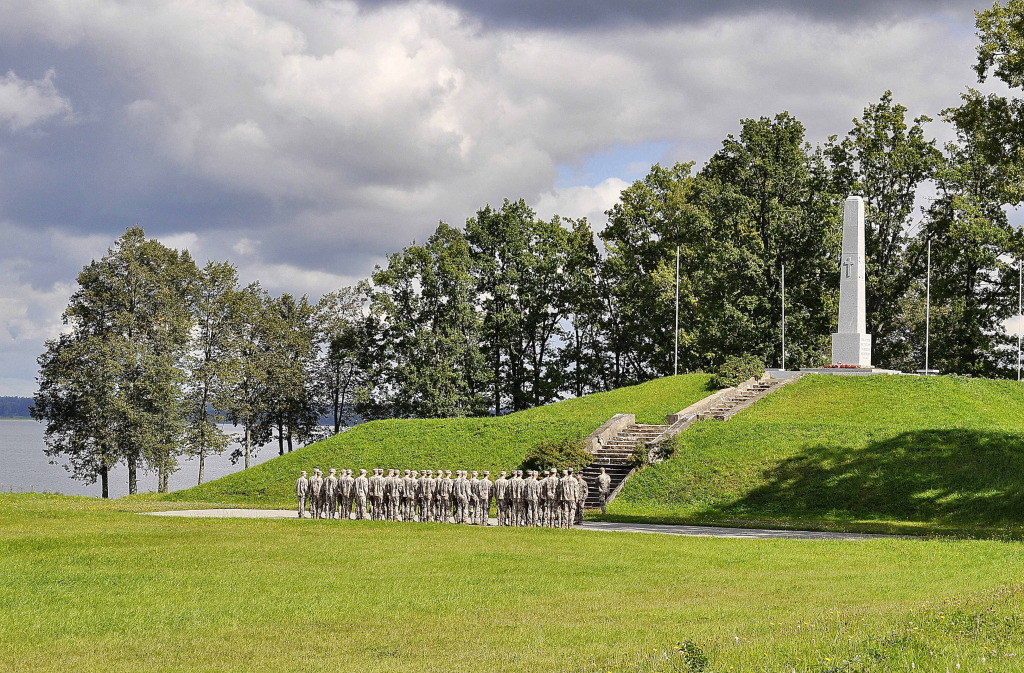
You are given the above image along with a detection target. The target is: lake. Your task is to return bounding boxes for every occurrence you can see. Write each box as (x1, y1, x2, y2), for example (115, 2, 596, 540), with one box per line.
(0, 419, 288, 498)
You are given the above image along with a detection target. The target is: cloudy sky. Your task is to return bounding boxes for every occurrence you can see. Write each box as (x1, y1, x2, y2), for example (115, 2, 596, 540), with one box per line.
(0, 0, 999, 396)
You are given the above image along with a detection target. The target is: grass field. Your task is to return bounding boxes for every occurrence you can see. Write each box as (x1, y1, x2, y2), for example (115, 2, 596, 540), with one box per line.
(3, 492, 1024, 673)
(161, 374, 712, 508)
(610, 375, 1024, 536)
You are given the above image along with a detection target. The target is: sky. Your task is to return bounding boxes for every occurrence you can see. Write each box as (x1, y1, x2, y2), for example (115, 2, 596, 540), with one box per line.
(0, 0, 1003, 396)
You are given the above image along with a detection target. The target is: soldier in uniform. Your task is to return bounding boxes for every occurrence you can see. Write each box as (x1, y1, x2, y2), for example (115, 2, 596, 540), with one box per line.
(418, 469, 432, 522)
(353, 468, 369, 520)
(325, 468, 339, 519)
(468, 471, 481, 524)
(296, 470, 309, 518)
(309, 468, 324, 519)
(339, 469, 354, 519)
(368, 468, 384, 520)
(542, 468, 559, 527)
(493, 471, 509, 525)
(512, 470, 527, 526)
(478, 471, 493, 525)
(436, 470, 452, 523)
(432, 467, 444, 520)
(454, 470, 470, 524)
(575, 471, 588, 524)
(399, 470, 412, 521)
(524, 470, 541, 526)
(559, 469, 578, 528)
(597, 467, 612, 515)
(382, 469, 395, 521)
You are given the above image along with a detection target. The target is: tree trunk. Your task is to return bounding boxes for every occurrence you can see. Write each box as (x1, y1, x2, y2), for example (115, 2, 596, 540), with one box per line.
(287, 432, 293, 453)
(245, 427, 251, 469)
(128, 454, 137, 495)
(198, 450, 205, 485)
(278, 419, 284, 456)
(101, 464, 109, 499)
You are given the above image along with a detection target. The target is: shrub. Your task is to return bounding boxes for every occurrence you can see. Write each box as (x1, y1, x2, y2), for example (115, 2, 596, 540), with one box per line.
(629, 441, 649, 469)
(708, 354, 766, 390)
(522, 436, 593, 472)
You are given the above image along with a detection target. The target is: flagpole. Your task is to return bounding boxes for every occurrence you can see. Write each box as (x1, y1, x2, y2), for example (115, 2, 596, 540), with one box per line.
(674, 244, 680, 377)
(781, 264, 786, 371)
(925, 239, 931, 375)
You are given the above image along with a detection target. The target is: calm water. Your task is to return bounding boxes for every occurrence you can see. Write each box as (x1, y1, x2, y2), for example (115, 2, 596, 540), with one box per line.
(0, 419, 287, 498)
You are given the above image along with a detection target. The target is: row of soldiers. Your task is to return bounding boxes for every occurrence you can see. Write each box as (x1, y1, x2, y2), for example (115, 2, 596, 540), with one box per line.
(295, 466, 613, 527)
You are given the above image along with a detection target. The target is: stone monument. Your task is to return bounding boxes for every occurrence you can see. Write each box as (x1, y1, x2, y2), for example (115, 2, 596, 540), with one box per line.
(831, 195, 872, 367)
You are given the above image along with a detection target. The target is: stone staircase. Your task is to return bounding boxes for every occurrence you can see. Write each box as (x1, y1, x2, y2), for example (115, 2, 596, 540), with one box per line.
(580, 374, 802, 511)
(582, 423, 668, 508)
(698, 379, 780, 421)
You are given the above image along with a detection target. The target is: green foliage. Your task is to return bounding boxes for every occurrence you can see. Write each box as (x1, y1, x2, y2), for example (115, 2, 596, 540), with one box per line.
(33, 227, 197, 496)
(825, 92, 941, 372)
(612, 375, 1024, 535)
(160, 374, 712, 506)
(522, 436, 592, 472)
(629, 441, 649, 469)
(3, 493, 1024, 673)
(708, 354, 765, 390)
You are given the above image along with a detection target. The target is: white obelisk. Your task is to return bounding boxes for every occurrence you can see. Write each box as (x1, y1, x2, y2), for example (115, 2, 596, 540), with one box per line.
(831, 196, 872, 367)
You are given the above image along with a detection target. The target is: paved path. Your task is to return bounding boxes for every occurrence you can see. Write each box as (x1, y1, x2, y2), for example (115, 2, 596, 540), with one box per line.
(143, 509, 899, 540)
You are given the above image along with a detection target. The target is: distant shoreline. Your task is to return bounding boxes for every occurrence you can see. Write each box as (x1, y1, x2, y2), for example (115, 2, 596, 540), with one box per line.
(0, 417, 34, 421)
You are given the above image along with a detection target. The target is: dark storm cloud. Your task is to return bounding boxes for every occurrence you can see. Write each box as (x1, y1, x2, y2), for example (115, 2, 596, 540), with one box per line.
(361, 0, 984, 30)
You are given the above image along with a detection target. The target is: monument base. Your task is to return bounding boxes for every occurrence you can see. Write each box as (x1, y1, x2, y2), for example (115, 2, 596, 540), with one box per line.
(798, 367, 901, 376)
(831, 332, 872, 367)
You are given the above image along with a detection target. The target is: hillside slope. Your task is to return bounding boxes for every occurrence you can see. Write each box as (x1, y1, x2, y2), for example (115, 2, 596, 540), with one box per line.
(610, 374, 1024, 534)
(161, 374, 712, 506)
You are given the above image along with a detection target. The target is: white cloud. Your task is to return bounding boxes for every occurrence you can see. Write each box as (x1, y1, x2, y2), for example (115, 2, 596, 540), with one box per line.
(534, 177, 630, 229)
(0, 0, 991, 393)
(0, 69, 72, 131)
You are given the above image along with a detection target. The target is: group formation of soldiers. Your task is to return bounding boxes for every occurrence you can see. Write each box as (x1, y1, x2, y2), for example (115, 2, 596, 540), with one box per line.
(295, 466, 613, 528)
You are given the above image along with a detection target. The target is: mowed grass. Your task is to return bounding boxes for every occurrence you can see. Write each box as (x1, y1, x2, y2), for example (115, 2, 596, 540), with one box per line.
(611, 375, 1024, 536)
(161, 374, 712, 508)
(3, 493, 1024, 673)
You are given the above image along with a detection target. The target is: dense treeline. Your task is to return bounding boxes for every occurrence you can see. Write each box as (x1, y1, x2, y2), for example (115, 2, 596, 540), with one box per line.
(33, 3, 1024, 496)
(0, 397, 32, 418)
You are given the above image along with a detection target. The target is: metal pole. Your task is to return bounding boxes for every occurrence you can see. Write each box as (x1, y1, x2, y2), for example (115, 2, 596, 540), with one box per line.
(925, 239, 931, 375)
(674, 244, 680, 377)
(781, 264, 786, 371)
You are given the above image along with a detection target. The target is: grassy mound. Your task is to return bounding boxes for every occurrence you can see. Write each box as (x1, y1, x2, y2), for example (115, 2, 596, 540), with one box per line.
(161, 374, 712, 507)
(610, 374, 1024, 535)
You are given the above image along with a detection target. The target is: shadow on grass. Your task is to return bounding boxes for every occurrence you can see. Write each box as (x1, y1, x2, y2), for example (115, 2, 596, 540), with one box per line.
(717, 429, 1024, 526)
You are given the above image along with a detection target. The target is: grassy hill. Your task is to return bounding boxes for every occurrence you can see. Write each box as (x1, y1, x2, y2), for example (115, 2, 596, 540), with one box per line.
(161, 374, 713, 507)
(610, 374, 1024, 535)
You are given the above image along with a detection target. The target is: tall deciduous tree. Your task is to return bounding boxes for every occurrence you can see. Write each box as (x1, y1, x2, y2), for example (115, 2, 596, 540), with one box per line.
(184, 261, 238, 484)
(222, 283, 273, 469)
(317, 287, 366, 434)
(33, 227, 196, 495)
(827, 92, 942, 370)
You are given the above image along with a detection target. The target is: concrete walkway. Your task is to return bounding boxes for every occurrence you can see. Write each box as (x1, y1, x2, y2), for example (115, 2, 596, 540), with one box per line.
(142, 509, 899, 540)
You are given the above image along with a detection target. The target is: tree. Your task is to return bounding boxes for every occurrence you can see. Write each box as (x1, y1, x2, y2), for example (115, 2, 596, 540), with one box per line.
(364, 223, 490, 418)
(317, 287, 366, 434)
(698, 112, 842, 370)
(184, 261, 238, 485)
(917, 116, 1018, 377)
(222, 283, 274, 469)
(264, 292, 324, 453)
(32, 227, 196, 495)
(826, 92, 942, 371)
(600, 163, 694, 384)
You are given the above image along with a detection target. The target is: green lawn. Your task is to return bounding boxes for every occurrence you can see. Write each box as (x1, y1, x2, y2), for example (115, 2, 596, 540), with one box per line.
(2, 493, 1024, 673)
(609, 374, 1024, 536)
(161, 374, 712, 508)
